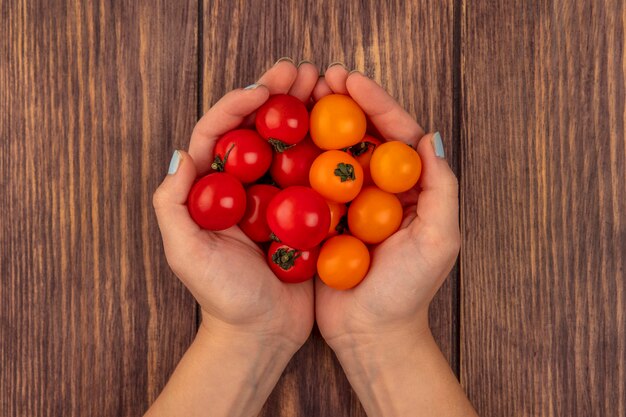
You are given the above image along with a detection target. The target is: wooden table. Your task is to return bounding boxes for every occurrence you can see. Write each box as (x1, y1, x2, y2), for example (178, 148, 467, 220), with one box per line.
(2, 1, 624, 416)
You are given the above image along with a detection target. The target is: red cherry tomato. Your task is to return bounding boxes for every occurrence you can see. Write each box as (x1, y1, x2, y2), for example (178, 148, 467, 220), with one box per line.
(270, 137, 322, 188)
(266, 186, 331, 250)
(267, 242, 319, 283)
(255, 94, 309, 146)
(211, 129, 272, 183)
(187, 173, 246, 231)
(347, 135, 382, 186)
(239, 184, 281, 242)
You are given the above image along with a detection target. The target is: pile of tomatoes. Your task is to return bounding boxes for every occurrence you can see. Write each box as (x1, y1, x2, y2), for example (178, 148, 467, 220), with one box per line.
(187, 93, 422, 290)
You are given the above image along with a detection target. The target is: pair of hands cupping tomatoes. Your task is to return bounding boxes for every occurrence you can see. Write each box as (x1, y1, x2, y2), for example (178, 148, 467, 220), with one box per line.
(187, 88, 422, 290)
(153, 60, 460, 352)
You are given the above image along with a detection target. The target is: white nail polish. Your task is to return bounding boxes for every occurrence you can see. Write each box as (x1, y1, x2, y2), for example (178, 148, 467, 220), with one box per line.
(432, 132, 445, 158)
(168, 150, 182, 175)
(243, 83, 260, 90)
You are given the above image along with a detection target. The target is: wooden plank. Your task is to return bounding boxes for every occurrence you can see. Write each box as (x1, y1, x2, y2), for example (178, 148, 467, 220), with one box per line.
(460, 1, 626, 416)
(201, 0, 460, 415)
(0, 1, 198, 415)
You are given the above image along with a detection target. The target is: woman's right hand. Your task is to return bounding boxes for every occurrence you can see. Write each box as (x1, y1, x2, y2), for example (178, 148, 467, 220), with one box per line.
(312, 65, 476, 417)
(314, 66, 460, 357)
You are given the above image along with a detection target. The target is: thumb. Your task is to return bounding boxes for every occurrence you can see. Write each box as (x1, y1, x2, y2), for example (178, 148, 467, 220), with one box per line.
(153, 150, 204, 262)
(411, 132, 460, 237)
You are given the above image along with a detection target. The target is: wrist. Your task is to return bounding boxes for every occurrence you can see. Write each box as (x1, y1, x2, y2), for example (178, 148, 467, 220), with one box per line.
(325, 309, 431, 360)
(145, 317, 298, 417)
(178, 321, 296, 417)
(331, 324, 433, 380)
(332, 327, 475, 417)
(198, 316, 300, 362)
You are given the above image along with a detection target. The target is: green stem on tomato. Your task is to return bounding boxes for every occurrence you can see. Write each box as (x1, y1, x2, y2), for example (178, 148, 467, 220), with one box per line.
(271, 248, 301, 270)
(210, 144, 235, 171)
(268, 138, 295, 153)
(348, 141, 375, 157)
(334, 162, 356, 182)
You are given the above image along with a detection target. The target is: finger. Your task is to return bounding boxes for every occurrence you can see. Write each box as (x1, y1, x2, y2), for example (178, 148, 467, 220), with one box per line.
(256, 58, 299, 94)
(153, 151, 209, 265)
(188, 86, 270, 175)
(312, 76, 333, 101)
(411, 132, 459, 235)
(345, 72, 425, 146)
(324, 63, 349, 94)
(400, 205, 418, 229)
(288, 61, 320, 102)
(237, 59, 300, 130)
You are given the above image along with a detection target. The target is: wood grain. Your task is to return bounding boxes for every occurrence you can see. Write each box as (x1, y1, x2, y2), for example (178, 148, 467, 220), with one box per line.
(6, 0, 624, 415)
(460, 1, 626, 416)
(201, 0, 460, 415)
(0, 1, 198, 416)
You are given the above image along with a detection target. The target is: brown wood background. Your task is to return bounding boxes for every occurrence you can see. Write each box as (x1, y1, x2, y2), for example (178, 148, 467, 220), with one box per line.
(1, 0, 623, 416)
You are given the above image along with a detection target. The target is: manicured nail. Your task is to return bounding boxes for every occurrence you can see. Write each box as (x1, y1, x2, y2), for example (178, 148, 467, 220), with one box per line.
(168, 150, 182, 175)
(327, 62, 346, 70)
(274, 57, 294, 65)
(243, 83, 260, 90)
(297, 59, 313, 68)
(432, 132, 445, 158)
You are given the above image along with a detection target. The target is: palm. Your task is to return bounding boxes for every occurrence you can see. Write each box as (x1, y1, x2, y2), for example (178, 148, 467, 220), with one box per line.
(316, 222, 453, 341)
(156, 59, 321, 347)
(314, 67, 459, 344)
(184, 226, 314, 341)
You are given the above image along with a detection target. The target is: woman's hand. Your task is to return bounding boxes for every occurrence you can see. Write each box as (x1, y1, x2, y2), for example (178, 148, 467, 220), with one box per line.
(146, 59, 321, 417)
(314, 66, 460, 353)
(313, 66, 475, 417)
(152, 59, 320, 352)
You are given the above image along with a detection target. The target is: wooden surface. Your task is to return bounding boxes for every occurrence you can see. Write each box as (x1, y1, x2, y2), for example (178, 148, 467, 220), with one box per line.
(1, 0, 623, 416)
(460, 1, 626, 416)
(0, 1, 199, 416)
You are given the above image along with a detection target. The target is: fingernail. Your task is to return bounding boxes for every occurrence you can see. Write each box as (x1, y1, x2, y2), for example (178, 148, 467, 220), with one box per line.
(297, 59, 313, 68)
(327, 62, 346, 70)
(432, 132, 445, 158)
(168, 150, 182, 175)
(274, 57, 294, 65)
(348, 69, 363, 76)
(243, 83, 260, 90)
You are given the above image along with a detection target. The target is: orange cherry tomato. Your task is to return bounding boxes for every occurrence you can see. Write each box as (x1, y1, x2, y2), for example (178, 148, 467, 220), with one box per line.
(369, 141, 422, 193)
(348, 135, 382, 186)
(348, 186, 403, 244)
(326, 200, 348, 237)
(309, 94, 367, 150)
(317, 235, 370, 290)
(309, 150, 364, 203)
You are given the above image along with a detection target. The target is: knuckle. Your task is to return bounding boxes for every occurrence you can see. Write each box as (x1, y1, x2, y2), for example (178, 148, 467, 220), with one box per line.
(439, 178, 460, 204)
(191, 124, 203, 139)
(166, 255, 185, 279)
(449, 229, 462, 254)
(152, 187, 168, 211)
(443, 173, 460, 197)
(449, 173, 460, 192)
(417, 226, 461, 257)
